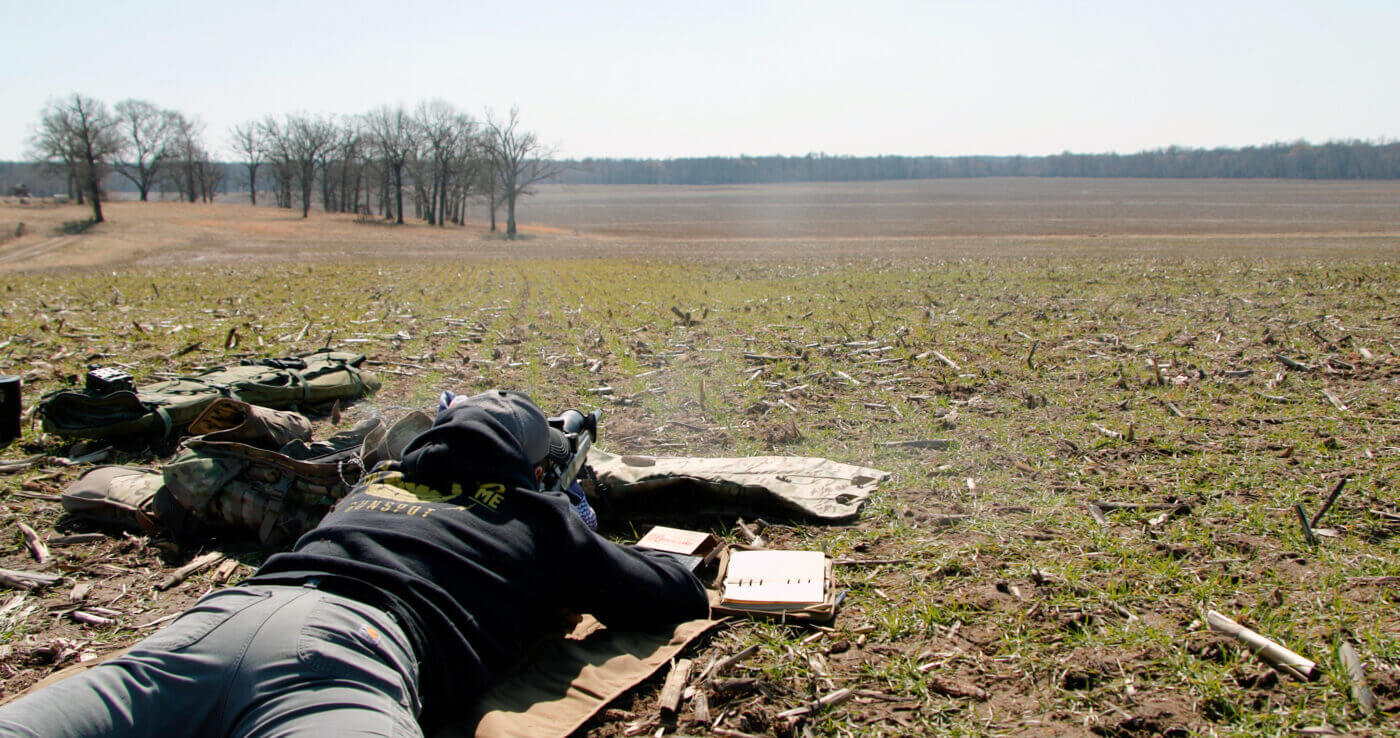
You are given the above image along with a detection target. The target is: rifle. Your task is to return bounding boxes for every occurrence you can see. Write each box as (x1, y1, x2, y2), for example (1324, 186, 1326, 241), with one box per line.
(541, 409, 600, 493)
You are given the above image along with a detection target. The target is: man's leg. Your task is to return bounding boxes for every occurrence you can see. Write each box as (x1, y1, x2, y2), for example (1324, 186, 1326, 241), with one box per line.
(0, 586, 421, 738)
(229, 681, 422, 738)
(0, 587, 279, 738)
(227, 590, 422, 738)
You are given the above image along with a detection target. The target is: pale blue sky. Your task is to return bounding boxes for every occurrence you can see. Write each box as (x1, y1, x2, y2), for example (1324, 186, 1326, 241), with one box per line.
(2, 0, 1394, 160)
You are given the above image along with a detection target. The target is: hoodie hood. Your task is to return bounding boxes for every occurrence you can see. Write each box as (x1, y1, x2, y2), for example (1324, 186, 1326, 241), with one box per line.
(399, 390, 548, 493)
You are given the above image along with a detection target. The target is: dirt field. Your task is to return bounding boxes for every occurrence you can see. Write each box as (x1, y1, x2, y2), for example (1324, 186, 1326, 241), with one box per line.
(520, 178, 1400, 239)
(0, 179, 1397, 736)
(2, 178, 1399, 271)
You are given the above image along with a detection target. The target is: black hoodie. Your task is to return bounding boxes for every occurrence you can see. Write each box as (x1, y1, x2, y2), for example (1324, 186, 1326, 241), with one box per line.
(248, 393, 709, 728)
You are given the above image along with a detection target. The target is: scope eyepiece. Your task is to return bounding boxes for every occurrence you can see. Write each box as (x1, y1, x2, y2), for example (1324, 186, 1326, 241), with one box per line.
(548, 409, 599, 439)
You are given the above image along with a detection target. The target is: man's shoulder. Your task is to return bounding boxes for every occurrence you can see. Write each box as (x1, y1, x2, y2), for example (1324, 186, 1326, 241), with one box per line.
(340, 470, 563, 521)
(358, 470, 457, 503)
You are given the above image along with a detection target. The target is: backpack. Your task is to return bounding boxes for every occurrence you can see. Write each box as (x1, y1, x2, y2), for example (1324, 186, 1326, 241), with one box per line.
(61, 399, 431, 547)
(161, 400, 431, 546)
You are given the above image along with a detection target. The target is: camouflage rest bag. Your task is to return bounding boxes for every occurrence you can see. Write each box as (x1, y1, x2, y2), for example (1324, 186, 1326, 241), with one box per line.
(37, 351, 380, 442)
(61, 465, 167, 533)
(162, 400, 431, 546)
(60, 465, 203, 539)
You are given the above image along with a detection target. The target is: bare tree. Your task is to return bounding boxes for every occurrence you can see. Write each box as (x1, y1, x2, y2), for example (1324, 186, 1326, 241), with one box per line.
(365, 105, 417, 224)
(414, 100, 479, 227)
(284, 114, 337, 218)
(28, 111, 81, 203)
(415, 100, 451, 225)
(316, 118, 369, 215)
(447, 129, 485, 225)
(480, 155, 499, 232)
(259, 116, 295, 209)
(331, 120, 365, 214)
(112, 99, 175, 201)
(484, 106, 566, 237)
(407, 147, 430, 221)
(168, 114, 219, 203)
(196, 151, 223, 203)
(28, 94, 122, 222)
(229, 121, 266, 205)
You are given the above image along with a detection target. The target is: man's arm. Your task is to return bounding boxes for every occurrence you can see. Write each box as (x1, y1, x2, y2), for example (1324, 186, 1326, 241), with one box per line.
(551, 509, 710, 629)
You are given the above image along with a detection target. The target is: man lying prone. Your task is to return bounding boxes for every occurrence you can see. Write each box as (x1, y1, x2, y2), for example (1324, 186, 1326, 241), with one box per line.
(0, 390, 709, 737)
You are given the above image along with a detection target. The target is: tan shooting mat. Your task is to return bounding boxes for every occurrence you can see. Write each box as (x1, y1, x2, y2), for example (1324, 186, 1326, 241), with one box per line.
(441, 616, 720, 738)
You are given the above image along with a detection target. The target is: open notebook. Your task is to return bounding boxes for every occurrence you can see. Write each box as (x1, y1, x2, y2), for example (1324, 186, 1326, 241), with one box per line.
(720, 550, 828, 610)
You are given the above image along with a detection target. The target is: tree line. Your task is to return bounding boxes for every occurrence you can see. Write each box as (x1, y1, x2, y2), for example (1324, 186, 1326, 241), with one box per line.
(14, 95, 1399, 224)
(554, 141, 1400, 185)
(21, 93, 562, 235)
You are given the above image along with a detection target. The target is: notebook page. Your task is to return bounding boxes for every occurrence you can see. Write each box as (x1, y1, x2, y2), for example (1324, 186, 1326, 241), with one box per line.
(722, 550, 826, 605)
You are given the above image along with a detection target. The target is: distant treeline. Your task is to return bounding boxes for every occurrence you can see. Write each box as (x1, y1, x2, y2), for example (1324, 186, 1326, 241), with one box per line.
(0, 160, 236, 198)
(6, 139, 1399, 197)
(554, 140, 1400, 185)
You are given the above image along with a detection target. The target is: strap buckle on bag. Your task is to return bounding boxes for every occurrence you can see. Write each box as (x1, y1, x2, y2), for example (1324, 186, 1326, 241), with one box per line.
(257, 476, 294, 543)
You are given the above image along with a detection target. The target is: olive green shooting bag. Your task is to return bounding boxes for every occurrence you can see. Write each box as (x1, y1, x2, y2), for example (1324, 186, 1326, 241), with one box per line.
(38, 351, 380, 442)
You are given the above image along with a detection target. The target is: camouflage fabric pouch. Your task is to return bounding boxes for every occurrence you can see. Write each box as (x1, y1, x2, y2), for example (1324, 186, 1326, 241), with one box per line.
(187, 397, 313, 448)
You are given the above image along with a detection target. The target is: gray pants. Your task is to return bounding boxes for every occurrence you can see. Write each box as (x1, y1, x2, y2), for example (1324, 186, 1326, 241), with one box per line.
(0, 584, 422, 738)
